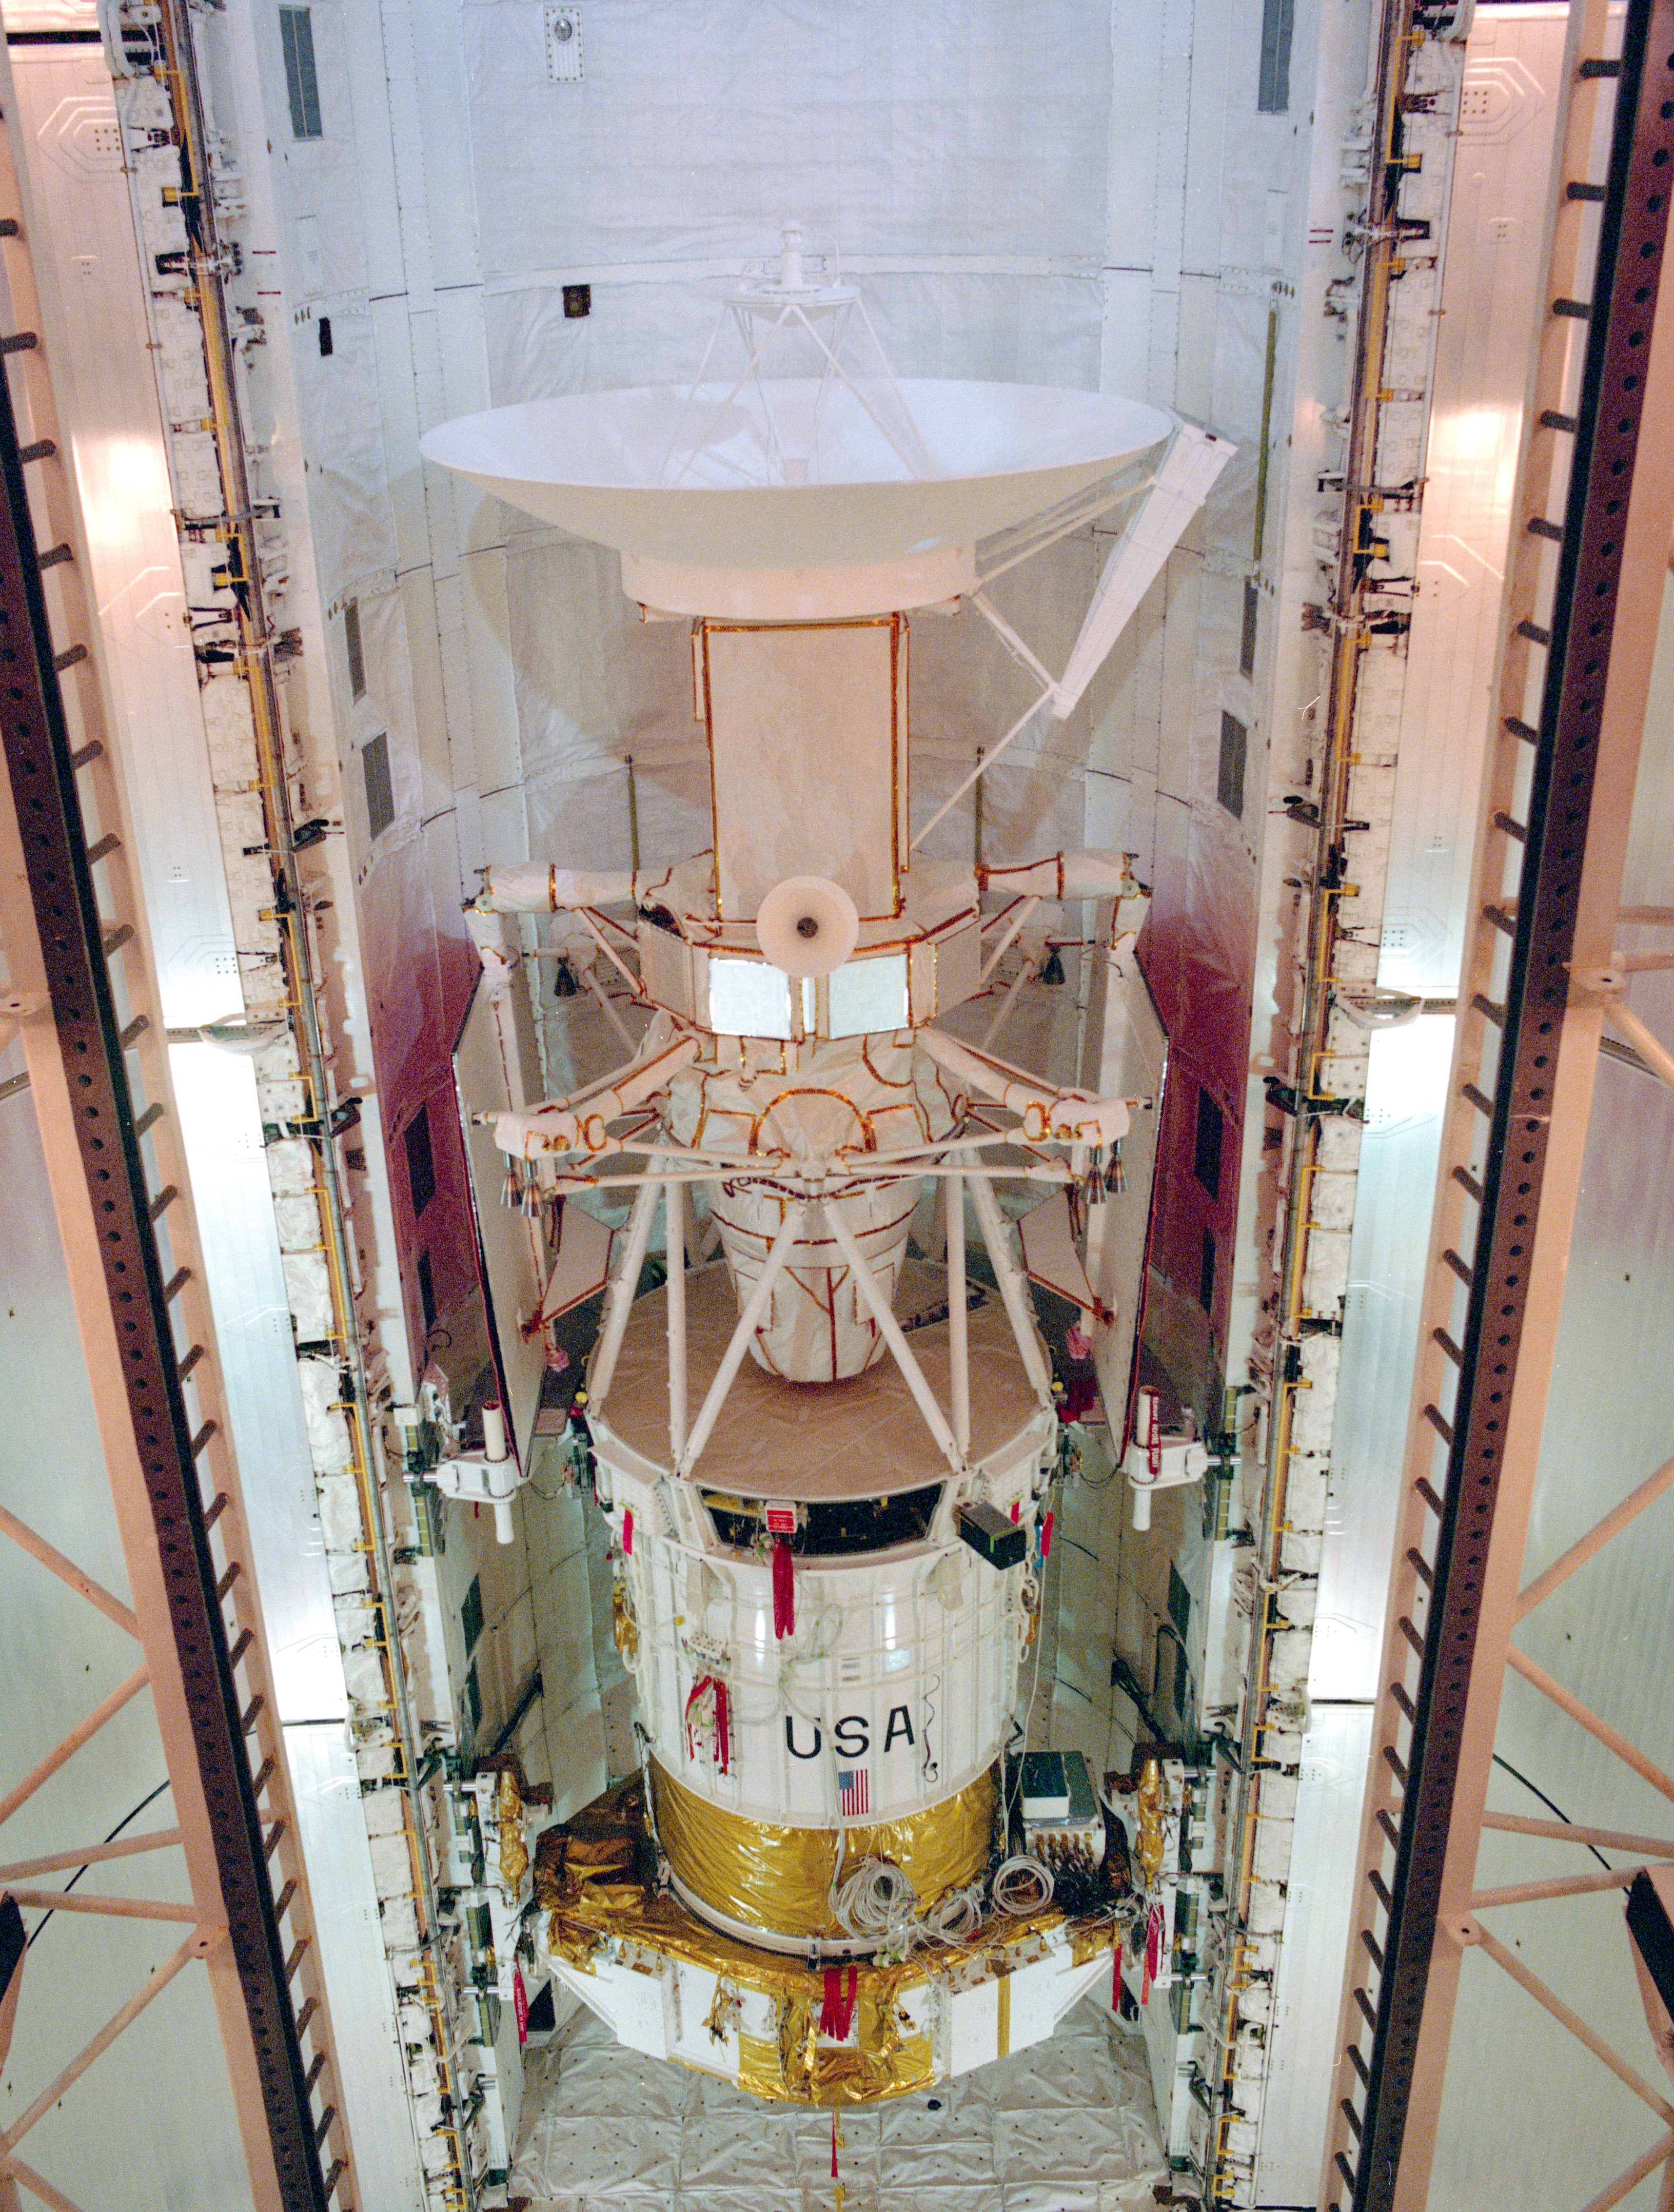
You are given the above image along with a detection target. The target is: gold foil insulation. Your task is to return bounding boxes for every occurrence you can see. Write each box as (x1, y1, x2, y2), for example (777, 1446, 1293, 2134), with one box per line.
(739, 1981, 934, 2106)
(533, 1777, 1105, 2105)
(1133, 1756, 1166, 1890)
(496, 1765, 529, 1898)
(649, 1757, 998, 1943)
(611, 1577, 638, 1665)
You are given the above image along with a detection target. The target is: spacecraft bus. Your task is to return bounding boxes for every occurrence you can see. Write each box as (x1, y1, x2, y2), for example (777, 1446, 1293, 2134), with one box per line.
(421, 232, 1230, 2103)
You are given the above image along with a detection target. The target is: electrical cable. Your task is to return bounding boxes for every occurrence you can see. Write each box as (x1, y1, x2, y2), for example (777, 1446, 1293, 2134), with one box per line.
(1003, 1577, 1050, 1837)
(992, 1854, 1054, 1915)
(1075, 1434, 1125, 1489)
(832, 1857, 919, 1944)
(25, 1777, 172, 1948)
(920, 1671, 940, 1787)
(918, 1882, 986, 1945)
(1491, 1752, 1612, 1870)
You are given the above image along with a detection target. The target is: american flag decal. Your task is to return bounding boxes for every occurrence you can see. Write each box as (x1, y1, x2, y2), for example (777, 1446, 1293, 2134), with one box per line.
(838, 1768, 870, 1818)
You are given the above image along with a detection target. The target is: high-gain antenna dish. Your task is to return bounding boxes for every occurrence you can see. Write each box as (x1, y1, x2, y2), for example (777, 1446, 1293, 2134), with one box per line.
(421, 227, 1178, 616)
(422, 379, 1175, 617)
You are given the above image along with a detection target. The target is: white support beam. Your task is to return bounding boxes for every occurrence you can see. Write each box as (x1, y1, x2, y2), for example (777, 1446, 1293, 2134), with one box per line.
(0, 1505, 140, 1641)
(947, 1173, 971, 1458)
(1468, 1865, 1649, 1909)
(1514, 1452, 1674, 1621)
(0, 1666, 150, 1832)
(0, 1831, 182, 1883)
(587, 1181, 660, 1409)
(822, 1198, 964, 1475)
(0, 1930, 209, 2155)
(1595, 987, 1674, 1091)
(0, 2156, 83, 2212)
(1483, 1812, 1674, 1857)
(1590, 2136, 1674, 2212)
(977, 895, 1042, 987)
(967, 1174, 1054, 1407)
(1051, 422, 1234, 717)
(677, 1205, 805, 1475)
(1468, 1924, 1674, 2127)
(1505, 1646, 1674, 1807)
(1, 1889, 199, 1925)
(665, 1180, 687, 1466)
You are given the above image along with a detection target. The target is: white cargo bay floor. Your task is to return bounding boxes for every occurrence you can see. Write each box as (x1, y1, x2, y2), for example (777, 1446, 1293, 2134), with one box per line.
(511, 1996, 1168, 2210)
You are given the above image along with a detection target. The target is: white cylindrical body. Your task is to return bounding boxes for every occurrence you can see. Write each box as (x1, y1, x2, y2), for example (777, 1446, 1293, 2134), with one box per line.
(626, 1530, 1021, 1825)
(589, 1389, 1053, 1952)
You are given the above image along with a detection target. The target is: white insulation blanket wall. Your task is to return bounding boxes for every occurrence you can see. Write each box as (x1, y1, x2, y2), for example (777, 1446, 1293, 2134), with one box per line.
(513, 1999, 1166, 2212)
(464, 3, 1113, 283)
(245, 0, 1307, 2048)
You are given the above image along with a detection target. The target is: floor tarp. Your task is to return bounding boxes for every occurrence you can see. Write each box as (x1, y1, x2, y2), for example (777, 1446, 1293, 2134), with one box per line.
(511, 1995, 1166, 2210)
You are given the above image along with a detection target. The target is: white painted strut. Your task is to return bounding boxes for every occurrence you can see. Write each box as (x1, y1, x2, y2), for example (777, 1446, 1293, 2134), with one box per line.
(476, 863, 637, 911)
(823, 1198, 964, 1475)
(676, 1203, 806, 1475)
(1123, 1385, 1210, 1531)
(978, 851, 1136, 903)
(978, 895, 1041, 988)
(979, 955, 1038, 1055)
(967, 1173, 1054, 1409)
(665, 1179, 687, 1465)
(490, 1031, 700, 1158)
(588, 1181, 660, 1408)
(907, 425, 1232, 856)
(947, 1173, 971, 1457)
(917, 1028, 1132, 1148)
(431, 1408, 521, 1545)
(1052, 423, 1235, 720)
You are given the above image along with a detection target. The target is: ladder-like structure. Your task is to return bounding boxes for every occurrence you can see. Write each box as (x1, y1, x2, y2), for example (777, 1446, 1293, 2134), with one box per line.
(1321, 6, 1674, 2205)
(0, 48, 356, 2212)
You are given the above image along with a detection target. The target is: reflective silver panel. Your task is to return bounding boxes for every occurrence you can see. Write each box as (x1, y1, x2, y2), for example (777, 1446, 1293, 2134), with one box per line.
(1311, 1015, 1455, 1703)
(14, 46, 239, 1029)
(1257, 1702, 1376, 2204)
(168, 1043, 348, 1722)
(285, 1722, 428, 2203)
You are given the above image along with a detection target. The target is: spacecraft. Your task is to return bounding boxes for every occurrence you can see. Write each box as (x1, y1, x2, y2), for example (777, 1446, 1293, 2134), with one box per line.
(419, 232, 1230, 2105)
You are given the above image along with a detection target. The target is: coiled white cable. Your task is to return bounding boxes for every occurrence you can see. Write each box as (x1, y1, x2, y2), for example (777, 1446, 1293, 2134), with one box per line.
(833, 1856, 919, 1943)
(918, 1881, 986, 1945)
(992, 1854, 1055, 1916)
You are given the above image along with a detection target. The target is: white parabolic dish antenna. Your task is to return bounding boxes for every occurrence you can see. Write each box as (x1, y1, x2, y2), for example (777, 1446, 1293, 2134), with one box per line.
(420, 380, 1175, 576)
